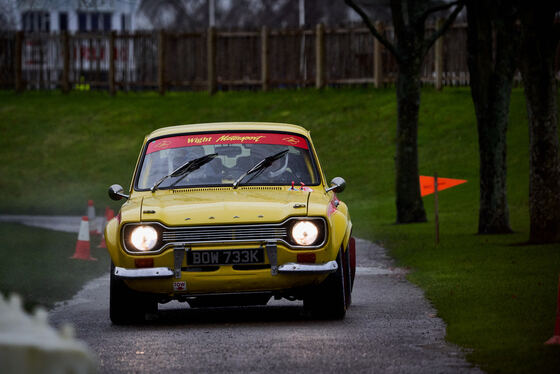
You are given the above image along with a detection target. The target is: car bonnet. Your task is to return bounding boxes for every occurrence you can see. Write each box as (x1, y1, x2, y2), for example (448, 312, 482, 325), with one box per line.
(139, 188, 311, 225)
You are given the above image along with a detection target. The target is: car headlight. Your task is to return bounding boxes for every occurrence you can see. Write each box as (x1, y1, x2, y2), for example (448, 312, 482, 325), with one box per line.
(291, 221, 319, 246)
(130, 226, 158, 251)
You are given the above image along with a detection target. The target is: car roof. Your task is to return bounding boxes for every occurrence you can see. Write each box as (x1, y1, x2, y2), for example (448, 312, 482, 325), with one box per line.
(145, 122, 311, 141)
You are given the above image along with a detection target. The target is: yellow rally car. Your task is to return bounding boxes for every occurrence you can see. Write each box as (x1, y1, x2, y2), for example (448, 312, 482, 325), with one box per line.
(106, 122, 355, 324)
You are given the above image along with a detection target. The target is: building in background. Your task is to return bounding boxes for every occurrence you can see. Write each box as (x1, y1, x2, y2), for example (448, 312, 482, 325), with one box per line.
(1, 0, 359, 33)
(12, 0, 140, 33)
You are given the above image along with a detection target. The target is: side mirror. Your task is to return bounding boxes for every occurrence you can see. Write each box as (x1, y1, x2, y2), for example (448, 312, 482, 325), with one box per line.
(325, 177, 346, 193)
(108, 184, 129, 201)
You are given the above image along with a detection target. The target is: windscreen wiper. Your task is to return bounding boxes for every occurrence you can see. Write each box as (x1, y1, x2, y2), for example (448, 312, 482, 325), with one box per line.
(151, 153, 218, 192)
(232, 149, 288, 189)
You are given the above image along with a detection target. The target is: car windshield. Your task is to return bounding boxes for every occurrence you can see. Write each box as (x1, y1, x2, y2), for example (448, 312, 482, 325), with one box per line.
(135, 132, 320, 190)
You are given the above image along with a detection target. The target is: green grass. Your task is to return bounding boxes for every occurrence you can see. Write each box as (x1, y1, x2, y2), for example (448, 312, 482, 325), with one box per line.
(0, 88, 559, 373)
(0, 223, 110, 310)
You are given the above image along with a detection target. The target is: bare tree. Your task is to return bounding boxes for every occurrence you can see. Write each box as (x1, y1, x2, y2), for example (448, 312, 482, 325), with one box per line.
(218, 0, 257, 29)
(465, 0, 517, 234)
(0, 0, 18, 31)
(345, 0, 463, 223)
(518, 2, 560, 243)
(304, 0, 352, 27)
(137, 0, 207, 30)
(138, 0, 354, 31)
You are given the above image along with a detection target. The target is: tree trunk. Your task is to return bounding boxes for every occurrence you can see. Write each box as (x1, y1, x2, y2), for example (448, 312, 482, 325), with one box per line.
(466, 0, 515, 234)
(395, 59, 427, 223)
(475, 92, 512, 234)
(519, 4, 560, 243)
(345, 0, 462, 225)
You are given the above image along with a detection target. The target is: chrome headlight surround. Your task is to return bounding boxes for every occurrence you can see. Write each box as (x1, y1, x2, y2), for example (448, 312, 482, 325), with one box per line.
(122, 224, 164, 254)
(286, 219, 325, 247)
(130, 226, 159, 251)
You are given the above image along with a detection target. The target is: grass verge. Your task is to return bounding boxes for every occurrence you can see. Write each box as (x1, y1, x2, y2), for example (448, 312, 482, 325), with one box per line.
(0, 223, 110, 310)
(0, 88, 559, 372)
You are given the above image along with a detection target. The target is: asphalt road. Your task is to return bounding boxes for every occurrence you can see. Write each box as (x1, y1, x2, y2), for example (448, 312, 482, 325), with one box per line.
(49, 239, 483, 374)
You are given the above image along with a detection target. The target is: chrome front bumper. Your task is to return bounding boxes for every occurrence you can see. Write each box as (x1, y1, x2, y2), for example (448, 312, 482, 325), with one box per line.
(113, 261, 337, 279)
(114, 267, 174, 279)
(278, 260, 338, 273)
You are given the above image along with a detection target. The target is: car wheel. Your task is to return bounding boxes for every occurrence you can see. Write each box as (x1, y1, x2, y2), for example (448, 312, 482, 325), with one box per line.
(110, 262, 157, 325)
(304, 249, 347, 320)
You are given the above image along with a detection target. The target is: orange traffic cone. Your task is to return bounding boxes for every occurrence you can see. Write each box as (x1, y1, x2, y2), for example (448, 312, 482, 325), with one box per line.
(87, 200, 96, 235)
(70, 216, 97, 261)
(97, 233, 107, 249)
(96, 213, 106, 236)
(97, 214, 107, 248)
(545, 275, 560, 345)
(105, 207, 115, 221)
(97, 207, 116, 249)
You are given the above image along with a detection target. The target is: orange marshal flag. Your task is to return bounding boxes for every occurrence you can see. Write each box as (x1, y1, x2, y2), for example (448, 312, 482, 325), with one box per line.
(419, 176, 467, 197)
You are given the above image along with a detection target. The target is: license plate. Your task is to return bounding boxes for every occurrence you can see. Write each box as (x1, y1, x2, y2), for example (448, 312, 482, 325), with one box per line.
(187, 248, 264, 266)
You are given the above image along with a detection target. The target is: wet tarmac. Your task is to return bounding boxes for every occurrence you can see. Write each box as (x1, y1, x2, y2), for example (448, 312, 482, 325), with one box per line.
(49, 238, 483, 374)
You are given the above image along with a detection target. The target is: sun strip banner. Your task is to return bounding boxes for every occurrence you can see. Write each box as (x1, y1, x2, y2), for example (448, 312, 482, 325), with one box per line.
(147, 133, 309, 154)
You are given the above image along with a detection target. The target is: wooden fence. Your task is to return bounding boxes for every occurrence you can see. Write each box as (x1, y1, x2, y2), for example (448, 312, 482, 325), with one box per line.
(1, 23, 552, 94)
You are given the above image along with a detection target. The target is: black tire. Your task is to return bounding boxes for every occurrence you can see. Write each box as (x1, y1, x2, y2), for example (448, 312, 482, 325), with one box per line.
(304, 249, 347, 320)
(348, 238, 356, 291)
(110, 263, 157, 325)
(343, 245, 352, 308)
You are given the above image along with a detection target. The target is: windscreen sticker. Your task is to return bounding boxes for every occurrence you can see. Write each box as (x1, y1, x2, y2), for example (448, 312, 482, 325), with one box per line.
(147, 133, 309, 154)
(327, 195, 339, 217)
(290, 181, 314, 192)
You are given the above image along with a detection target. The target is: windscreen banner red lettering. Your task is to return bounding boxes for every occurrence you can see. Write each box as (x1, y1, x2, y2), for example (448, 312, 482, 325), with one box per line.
(147, 133, 309, 154)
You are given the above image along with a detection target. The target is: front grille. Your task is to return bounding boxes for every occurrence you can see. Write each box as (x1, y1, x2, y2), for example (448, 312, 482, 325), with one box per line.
(162, 225, 288, 244)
